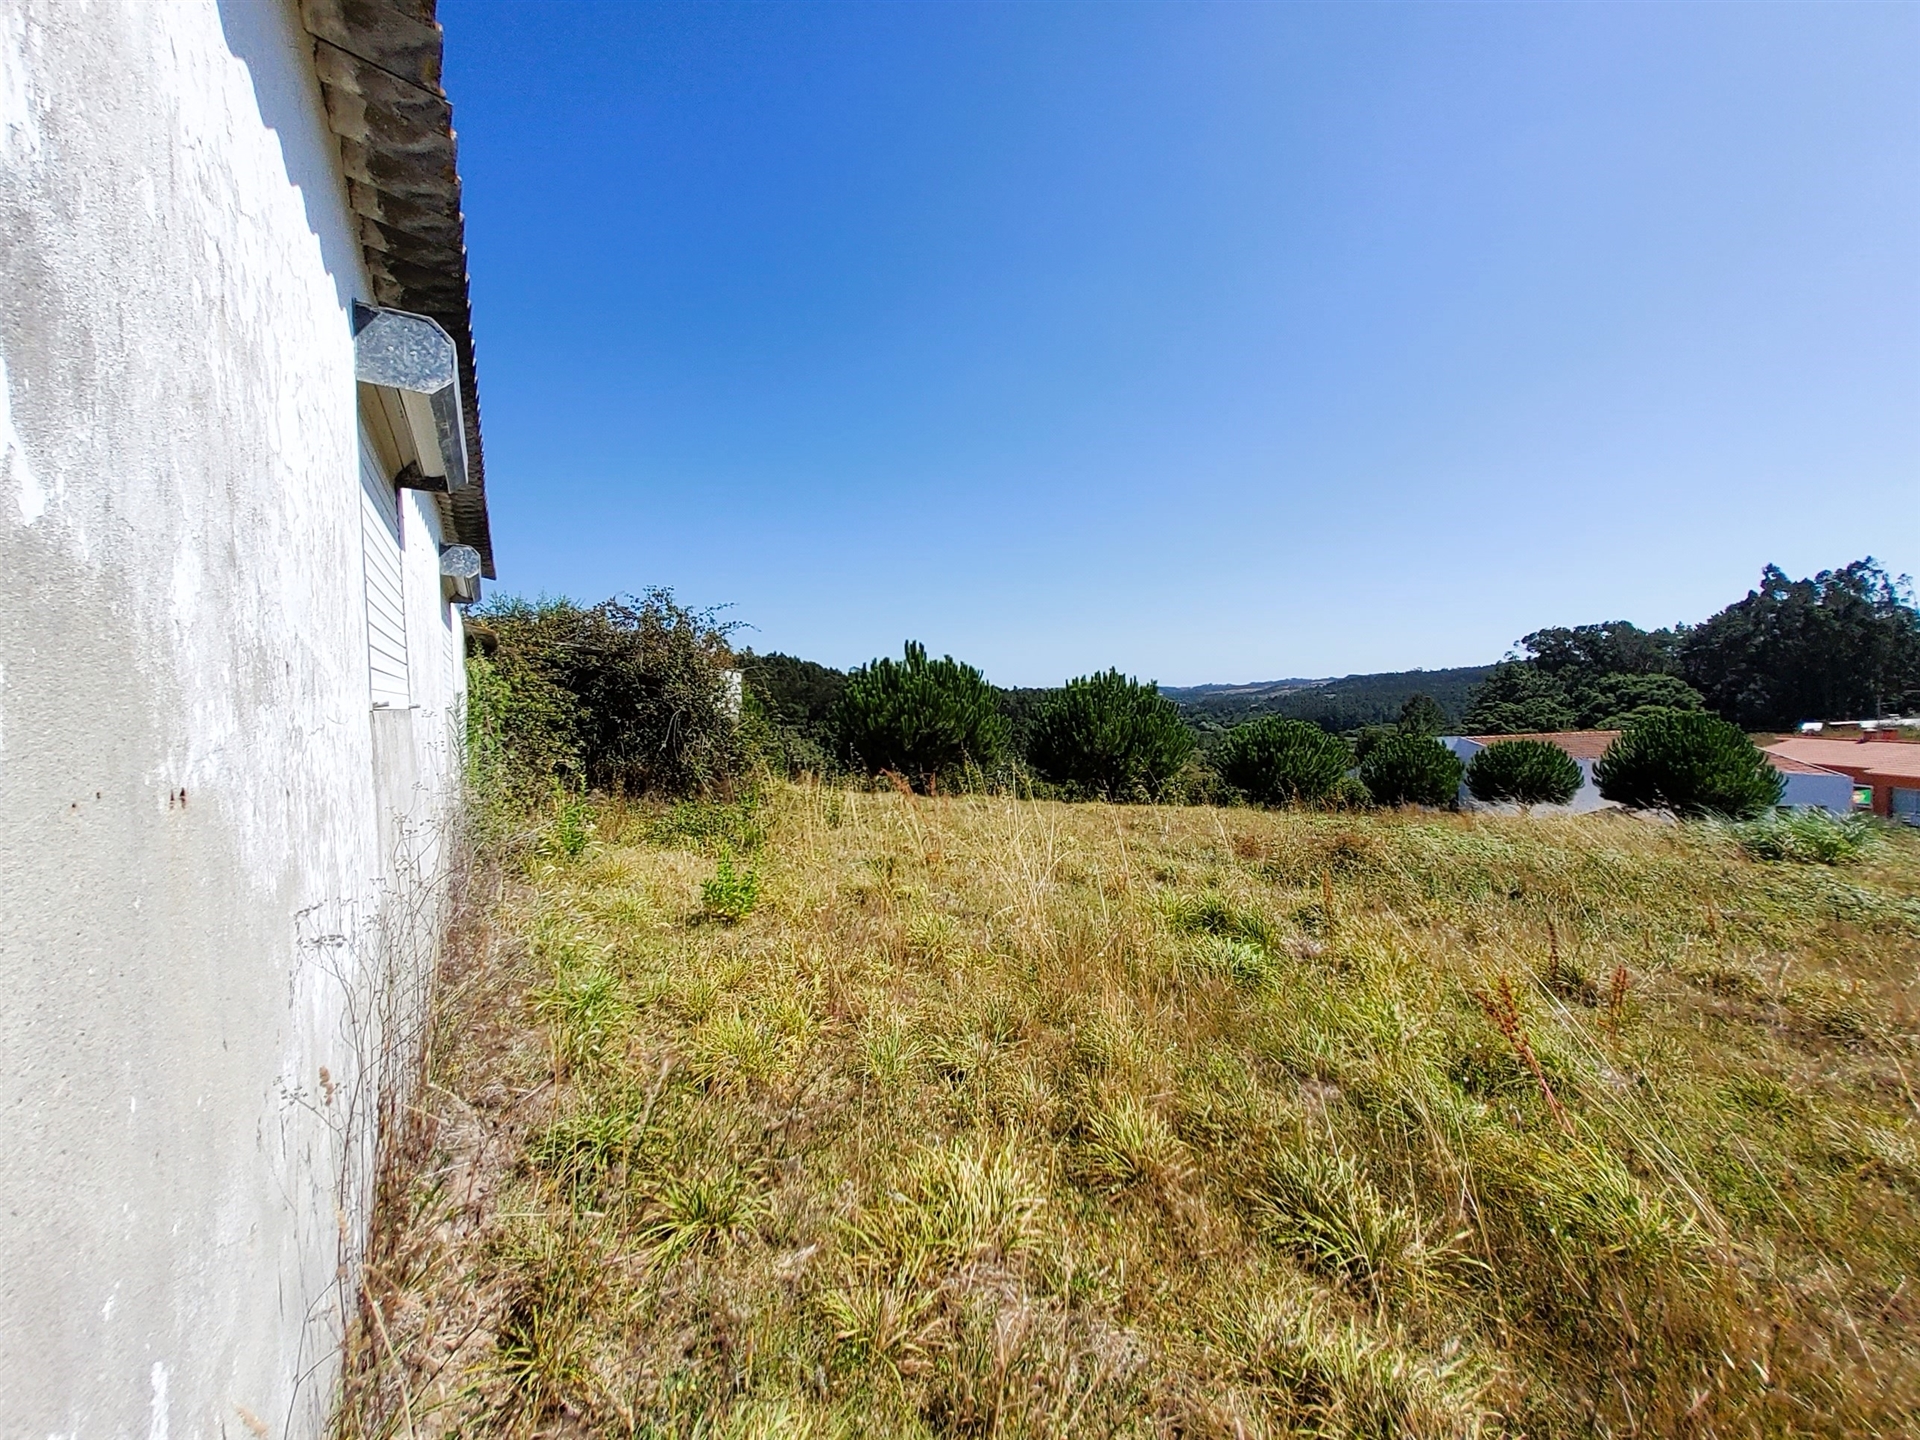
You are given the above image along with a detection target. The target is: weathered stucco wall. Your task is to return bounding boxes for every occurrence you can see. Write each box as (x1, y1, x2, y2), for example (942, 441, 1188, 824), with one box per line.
(0, 1, 466, 1433)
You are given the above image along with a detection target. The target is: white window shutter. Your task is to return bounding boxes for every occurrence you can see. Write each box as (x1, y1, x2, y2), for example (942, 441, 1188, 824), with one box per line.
(360, 434, 409, 708)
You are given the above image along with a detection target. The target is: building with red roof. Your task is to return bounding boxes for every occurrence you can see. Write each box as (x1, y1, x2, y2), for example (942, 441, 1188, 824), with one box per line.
(1763, 736, 1920, 822)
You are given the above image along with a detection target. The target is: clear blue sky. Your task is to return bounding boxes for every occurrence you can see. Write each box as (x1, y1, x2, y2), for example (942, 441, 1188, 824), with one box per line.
(442, 1, 1918, 687)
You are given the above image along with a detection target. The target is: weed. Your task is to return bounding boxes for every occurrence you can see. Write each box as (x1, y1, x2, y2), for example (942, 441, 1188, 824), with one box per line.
(649, 794, 768, 855)
(638, 1167, 767, 1264)
(905, 911, 962, 961)
(690, 1009, 794, 1090)
(1728, 807, 1878, 865)
(1077, 1095, 1193, 1195)
(1221, 1295, 1486, 1436)
(530, 962, 624, 1077)
(1182, 933, 1279, 987)
(529, 1103, 639, 1193)
(544, 788, 594, 860)
(490, 1221, 599, 1417)
(815, 1279, 940, 1377)
(1604, 963, 1631, 1034)
(1249, 1145, 1429, 1299)
(1159, 888, 1279, 950)
(1471, 974, 1571, 1133)
(856, 1015, 923, 1087)
(845, 1137, 1046, 1277)
(700, 850, 761, 923)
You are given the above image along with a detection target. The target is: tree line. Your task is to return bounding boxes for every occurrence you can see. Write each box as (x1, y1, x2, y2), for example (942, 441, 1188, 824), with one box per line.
(1462, 558, 1920, 735)
(461, 559, 1915, 820)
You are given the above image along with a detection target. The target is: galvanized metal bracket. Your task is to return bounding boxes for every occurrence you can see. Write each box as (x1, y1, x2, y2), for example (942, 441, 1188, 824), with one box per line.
(354, 302, 470, 493)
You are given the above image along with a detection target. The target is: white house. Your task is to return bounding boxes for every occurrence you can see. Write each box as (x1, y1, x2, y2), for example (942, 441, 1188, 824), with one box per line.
(0, 3, 491, 1433)
(1441, 732, 1854, 814)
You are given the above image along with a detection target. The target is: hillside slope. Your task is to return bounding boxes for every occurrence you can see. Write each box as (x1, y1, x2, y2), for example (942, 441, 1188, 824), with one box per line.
(1169, 665, 1496, 733)
(341, 789, 1920, 1436)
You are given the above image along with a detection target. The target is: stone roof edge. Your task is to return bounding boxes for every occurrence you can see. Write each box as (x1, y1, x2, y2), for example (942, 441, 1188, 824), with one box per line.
(299, 0, 495, 579)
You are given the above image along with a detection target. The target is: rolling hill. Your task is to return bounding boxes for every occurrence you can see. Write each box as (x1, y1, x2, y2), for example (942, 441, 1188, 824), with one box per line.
(1165, 664, 1496, 733)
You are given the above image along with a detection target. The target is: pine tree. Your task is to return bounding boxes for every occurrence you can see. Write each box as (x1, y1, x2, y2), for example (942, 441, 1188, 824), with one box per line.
(833, 642, 1009, 790)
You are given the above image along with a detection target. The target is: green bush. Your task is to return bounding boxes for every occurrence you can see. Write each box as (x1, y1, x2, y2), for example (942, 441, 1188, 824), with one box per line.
(1216, 717, 1352, 806)
(465, 648, 583, 815)
(1330, 774, 1374, 810)
(475, 590, 744, 800)
(833, 641, 1009, 791)
(1729, 809, 1877, 865)
(1464, 739, 1583, 807)
(1594, 711, 1783, 819)
(1358, 733, 1464, 808)
(1029, 670, 1195, 801)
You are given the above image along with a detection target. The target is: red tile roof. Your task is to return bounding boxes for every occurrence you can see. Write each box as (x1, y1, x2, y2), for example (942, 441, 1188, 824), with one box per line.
(1765, 737, 1920, 784)
(1765, 753, 1848, 777)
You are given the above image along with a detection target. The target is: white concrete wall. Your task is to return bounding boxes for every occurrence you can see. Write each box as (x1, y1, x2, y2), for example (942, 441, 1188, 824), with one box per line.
(0, 2, 466, 1434)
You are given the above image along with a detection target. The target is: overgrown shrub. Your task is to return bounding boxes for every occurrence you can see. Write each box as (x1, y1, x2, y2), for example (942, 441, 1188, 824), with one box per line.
(476, 590, 745, 799)
(834, 642, 1009, 791)
(1595, 711, 1783, 819)
(1358, 733, 1464, 807)
(1465, 738, 1583, 807)
(1350, 725, 1396, 763)
(1216, 717, 1352, 806)
(1729, 808, 1877, 865)
(466, 645, 583, 815)
(1170, 756, 1231, 807)
(1329, 774, 1374, 809)
(1028, 670, 1195, 801)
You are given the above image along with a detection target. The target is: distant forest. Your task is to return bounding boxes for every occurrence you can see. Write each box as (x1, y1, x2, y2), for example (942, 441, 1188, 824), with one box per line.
(1165, 667, 1495, 735)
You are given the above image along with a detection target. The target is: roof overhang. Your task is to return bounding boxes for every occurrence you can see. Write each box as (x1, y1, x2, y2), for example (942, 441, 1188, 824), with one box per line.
(301, 0, 495, 578)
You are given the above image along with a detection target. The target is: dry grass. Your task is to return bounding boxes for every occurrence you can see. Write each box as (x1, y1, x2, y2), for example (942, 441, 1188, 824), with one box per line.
(337, 785, 1920, 1437)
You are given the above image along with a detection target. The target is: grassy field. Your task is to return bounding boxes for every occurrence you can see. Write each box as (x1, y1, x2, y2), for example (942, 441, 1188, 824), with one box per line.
(339, 786, 1920, 1437)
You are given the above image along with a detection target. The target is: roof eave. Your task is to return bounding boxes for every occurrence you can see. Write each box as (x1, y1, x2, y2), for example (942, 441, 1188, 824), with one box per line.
(301, 0, 495, 579)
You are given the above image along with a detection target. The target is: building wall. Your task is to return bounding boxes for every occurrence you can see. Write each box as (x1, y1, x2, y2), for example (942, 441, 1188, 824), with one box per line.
(1777, 769, 1854, 814)
(0, 2, 464, 1434)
